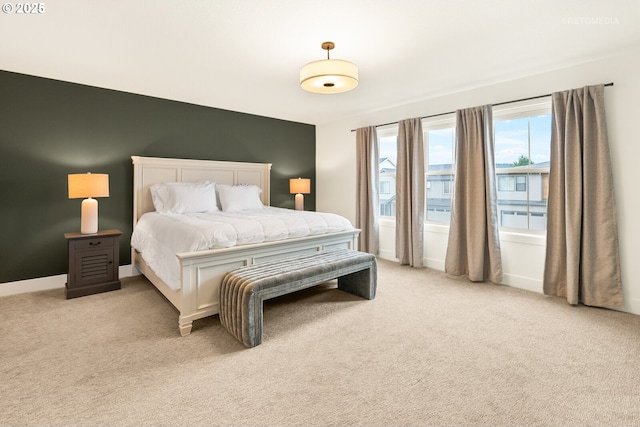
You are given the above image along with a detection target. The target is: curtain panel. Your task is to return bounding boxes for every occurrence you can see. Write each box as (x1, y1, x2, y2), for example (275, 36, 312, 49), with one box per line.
(395, 118, 425, 267)
(355, 126, 380, 254)
(543, 85, 623, 307)
(445, 105, 503, 283)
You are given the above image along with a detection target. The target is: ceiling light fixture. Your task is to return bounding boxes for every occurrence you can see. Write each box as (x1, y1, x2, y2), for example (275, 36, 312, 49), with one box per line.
(300, 41, 358, 94)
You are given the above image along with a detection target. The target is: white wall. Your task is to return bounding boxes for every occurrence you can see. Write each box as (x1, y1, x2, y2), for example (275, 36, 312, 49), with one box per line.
(316, 46, 640, 315)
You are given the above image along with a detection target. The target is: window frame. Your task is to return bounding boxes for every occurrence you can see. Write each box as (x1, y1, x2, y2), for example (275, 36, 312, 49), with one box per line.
(423, 115, 456, 224)
(493, 97, 552, 234)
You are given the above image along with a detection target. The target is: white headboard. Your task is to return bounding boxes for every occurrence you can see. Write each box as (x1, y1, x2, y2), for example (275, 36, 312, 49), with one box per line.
(131, 156, 272, 226)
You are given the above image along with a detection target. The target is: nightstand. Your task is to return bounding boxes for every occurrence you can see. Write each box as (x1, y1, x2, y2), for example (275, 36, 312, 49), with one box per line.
(65, 229, 122, 299)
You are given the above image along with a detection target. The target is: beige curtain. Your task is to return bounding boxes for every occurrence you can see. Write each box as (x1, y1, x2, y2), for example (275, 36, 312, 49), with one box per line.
(355, 126, 380, 254)
(543, 85, 622, 307)
(395, 118, 424, 267)
(445, 105, 502, 283)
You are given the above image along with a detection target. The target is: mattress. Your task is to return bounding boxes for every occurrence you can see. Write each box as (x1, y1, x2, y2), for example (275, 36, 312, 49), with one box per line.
(130, 207, 355, 291)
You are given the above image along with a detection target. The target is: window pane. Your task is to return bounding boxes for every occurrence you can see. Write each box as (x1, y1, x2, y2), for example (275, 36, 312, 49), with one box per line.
(528, 173, 548, 231)
(495, 118, 529, 167)
(530, 114, 551, 166)
(529, 114, 551, 231)
(426, 174, 453, 222)
(498, 175, 516, 191)
(428, 128, 454, 172)
(379, 135, 397, 217)
(426, 127, 454, 223)
(494, 113, 551, 231)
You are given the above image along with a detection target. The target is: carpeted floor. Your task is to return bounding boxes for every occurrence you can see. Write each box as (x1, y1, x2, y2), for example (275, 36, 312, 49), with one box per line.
(1, 259, 639, 426)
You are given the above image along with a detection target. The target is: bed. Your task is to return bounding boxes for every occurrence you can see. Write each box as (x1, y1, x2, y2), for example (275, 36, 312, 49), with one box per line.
(131, 156, 360, 336)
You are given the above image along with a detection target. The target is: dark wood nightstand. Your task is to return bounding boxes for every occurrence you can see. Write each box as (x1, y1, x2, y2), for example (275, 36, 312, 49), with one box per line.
(64, 229, 122, 299)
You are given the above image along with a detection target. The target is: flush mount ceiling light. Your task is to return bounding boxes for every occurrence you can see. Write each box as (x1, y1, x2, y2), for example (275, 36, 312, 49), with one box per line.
(300, 41, 359, 94)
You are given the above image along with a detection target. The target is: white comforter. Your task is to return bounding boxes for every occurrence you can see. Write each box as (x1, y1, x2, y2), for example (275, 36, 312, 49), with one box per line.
(130, 207, 354, 291)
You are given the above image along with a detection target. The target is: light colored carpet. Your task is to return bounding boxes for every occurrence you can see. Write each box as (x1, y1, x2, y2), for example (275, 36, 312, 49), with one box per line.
(1, 259, 639, 427)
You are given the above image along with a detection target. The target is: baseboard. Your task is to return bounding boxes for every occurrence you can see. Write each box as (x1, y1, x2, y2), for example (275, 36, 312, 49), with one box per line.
(424, 258, 445, 271)
(501, 273, 543, 294)
(378, 250, 446, 272)
(372, 256, 638, 315)
(7, 262, 635, 316)
(621, 296, 640, 316)
(377, 248, 398, 262)
(0, 265, 140, 298)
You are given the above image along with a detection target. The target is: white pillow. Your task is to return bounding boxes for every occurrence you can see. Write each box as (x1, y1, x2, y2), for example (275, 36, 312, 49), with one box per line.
(150, 181, 219, 214)
(216, 184, 264, 212)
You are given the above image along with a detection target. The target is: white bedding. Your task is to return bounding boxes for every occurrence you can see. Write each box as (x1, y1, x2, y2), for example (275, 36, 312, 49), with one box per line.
(131, 207, 354, 291)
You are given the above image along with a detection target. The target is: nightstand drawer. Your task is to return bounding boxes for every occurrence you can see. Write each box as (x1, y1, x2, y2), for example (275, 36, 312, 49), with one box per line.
(73, 236, 115, 250)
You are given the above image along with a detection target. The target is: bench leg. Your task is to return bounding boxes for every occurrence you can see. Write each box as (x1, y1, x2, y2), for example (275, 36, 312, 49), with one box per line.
(338, 264, 377, 300)
(243, 294, 264, 348)
(220, 286, 264, 348)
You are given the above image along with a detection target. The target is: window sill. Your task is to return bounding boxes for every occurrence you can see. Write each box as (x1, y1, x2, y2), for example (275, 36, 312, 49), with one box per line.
(498, 230, 546, 246)
(379, 218, 545, 246)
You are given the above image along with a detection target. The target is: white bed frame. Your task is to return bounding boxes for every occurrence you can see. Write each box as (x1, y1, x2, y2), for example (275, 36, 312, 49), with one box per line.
(131, 156, 360, 336)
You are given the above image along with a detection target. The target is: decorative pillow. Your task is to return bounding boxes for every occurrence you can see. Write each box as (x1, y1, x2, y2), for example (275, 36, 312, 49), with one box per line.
(150, 181, 219, 214)
(216, 184, 264, 212)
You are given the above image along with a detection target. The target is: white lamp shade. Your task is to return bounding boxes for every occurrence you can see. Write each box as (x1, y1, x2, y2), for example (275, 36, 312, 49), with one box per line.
(68, 173, 109, 199)
(290, 178, 310, 211)
(290, 178, 311, 194)
(300, 59, 359, 94)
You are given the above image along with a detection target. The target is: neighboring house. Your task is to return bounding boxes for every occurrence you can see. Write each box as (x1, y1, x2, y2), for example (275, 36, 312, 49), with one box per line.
(385, 161, 551, 230)
(496, 161, 550, 230)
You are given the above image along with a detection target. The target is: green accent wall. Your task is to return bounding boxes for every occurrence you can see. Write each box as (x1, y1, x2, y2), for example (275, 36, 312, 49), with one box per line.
(0, 70, 316, 283)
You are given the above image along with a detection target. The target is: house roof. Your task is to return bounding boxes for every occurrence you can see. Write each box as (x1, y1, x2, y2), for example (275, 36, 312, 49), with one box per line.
(1, 1, 638, 125)
(379, 157, 396, 173)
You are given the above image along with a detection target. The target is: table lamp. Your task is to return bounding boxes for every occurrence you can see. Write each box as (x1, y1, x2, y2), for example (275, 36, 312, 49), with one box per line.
(68, 173, 109, 234)
(289, 178, 311, 211)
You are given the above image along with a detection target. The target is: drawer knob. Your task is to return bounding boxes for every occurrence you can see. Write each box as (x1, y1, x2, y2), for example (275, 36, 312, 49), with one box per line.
(89, 241, 101, 246)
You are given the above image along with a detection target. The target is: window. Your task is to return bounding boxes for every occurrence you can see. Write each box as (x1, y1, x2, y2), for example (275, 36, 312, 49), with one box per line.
(378, 125, 398, 217)
(442, 180, 451, 194)
(375, 100, 551, 233)
(498, 175, 527, 192)
(424, 117, 455, 223)
(493, 99, 551, 231)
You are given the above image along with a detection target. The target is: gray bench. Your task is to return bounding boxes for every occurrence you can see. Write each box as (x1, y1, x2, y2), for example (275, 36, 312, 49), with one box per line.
(219, 248, 377, 348)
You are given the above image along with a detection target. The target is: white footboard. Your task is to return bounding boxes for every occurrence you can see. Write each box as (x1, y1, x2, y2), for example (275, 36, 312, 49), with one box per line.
(172, 230, 359, 336)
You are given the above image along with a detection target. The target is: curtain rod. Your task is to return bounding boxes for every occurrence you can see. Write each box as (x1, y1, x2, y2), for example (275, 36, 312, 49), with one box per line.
(350, 82, 614, 132)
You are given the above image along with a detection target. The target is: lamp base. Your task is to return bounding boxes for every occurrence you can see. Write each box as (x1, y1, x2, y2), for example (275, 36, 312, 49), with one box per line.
(294, 193, 304, 211)
(81, 198, 99, 234)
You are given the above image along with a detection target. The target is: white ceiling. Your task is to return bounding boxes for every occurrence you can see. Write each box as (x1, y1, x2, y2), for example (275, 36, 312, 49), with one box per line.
(1, 0, 639, 125)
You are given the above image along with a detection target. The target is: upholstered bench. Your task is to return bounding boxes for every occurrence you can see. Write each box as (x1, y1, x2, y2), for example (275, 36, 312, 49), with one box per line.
(219, 248, 377, 348)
